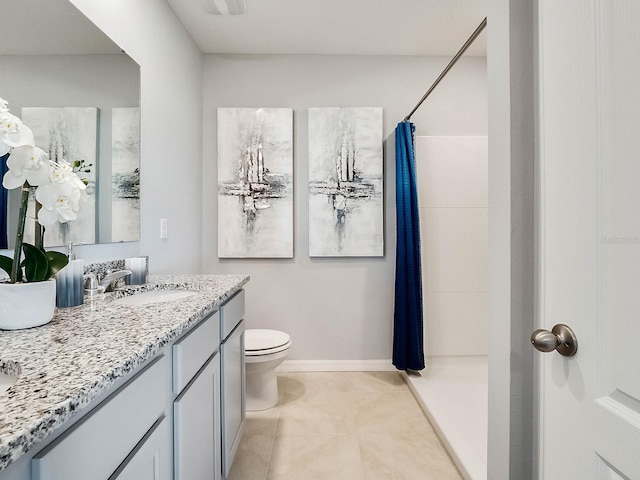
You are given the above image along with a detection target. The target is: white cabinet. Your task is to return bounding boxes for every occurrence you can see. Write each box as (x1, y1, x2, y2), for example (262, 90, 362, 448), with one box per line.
(172, 312, 221, 480)
(0, 287, 247, 480)
(172, 292, 246, 480)
(110, 417, 172, 480)
(174, 353, 221, 480)
(32, 356, 167, 480)
(221, 322, 245, 478)
(220, 291, 246, 478)
(173, 311, 220, 393)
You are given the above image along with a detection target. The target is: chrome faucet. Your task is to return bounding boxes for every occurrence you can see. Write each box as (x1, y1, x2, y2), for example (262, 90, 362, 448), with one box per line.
(98, 269, 133, 292)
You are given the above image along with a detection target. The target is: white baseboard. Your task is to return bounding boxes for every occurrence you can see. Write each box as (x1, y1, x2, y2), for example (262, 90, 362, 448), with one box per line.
(277, 359, 395, 372)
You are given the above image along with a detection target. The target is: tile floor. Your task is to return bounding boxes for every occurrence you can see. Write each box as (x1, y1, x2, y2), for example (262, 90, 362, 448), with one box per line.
(228, 371, 462, 480)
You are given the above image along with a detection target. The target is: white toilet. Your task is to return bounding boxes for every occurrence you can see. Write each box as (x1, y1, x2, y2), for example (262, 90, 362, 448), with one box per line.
(244, 329, 292, 411)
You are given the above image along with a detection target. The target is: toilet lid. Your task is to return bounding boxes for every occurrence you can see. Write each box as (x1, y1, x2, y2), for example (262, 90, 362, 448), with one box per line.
(245, 329, 291, 352)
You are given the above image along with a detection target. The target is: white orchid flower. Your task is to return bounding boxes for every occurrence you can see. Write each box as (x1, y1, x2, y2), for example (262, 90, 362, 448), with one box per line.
(35, 180, 84, 226)
(0, 111, 35, 151)
(0, 98, 33, 154)
(49, 160, 87, 190)
(2, 145, 51, 189)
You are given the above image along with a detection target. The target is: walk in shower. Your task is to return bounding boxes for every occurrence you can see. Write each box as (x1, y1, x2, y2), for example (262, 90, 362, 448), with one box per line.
(405, 135, 488, 480)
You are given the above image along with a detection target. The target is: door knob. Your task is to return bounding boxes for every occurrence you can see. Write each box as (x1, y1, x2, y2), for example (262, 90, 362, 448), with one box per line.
(530, 324, 578, 357)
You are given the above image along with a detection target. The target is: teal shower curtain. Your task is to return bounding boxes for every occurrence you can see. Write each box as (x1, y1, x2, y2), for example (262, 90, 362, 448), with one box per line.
(393, 121, 425, 371)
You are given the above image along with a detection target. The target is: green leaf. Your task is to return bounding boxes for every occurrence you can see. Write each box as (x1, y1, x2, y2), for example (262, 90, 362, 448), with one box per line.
(0, 255, 13, 279)
(2, 255, 21, 283)
(22, 243, 49, 282)
(45, 251, 69, 279)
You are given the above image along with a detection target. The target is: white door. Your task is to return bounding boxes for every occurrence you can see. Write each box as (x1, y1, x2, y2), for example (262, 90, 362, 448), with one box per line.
(537, 0, 640, 479)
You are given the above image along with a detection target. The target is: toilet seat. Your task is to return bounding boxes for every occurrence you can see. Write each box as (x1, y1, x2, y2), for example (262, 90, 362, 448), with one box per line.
(245, 329, 291, 356)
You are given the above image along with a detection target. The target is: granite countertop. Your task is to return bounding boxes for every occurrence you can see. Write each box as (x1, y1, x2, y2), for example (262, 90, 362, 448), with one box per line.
(0, 274, 249, 472)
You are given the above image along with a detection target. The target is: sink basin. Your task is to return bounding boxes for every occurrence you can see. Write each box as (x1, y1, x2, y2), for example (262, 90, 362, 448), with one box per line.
(112, 290, 198, 306)
(0, 372, 18, 396)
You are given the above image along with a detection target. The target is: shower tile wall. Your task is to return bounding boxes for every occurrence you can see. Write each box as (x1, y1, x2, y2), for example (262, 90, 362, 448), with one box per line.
(416, 136, 488, 356)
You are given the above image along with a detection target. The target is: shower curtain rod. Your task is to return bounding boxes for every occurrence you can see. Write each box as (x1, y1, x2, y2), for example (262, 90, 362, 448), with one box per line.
(403, 17, 487, 122)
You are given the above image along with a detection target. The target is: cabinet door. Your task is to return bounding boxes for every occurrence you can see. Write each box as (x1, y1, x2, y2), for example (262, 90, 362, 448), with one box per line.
(110, 417, 171, 480)
(174, 352, 221, 480)
(221, 320, 245, 478)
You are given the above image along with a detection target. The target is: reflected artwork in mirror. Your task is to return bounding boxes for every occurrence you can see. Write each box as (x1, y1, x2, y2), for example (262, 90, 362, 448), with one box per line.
(22, 107, 98, 247)
(0, 0, 141, 247)
(111, 107, 141, 242)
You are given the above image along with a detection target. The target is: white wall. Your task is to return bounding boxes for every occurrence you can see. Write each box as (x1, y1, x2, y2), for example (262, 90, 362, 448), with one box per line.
(65, 0, 204, 273)
(416, 136, 488, 357)
(203, 54, 487, 362)
(487, 0, 536, 477)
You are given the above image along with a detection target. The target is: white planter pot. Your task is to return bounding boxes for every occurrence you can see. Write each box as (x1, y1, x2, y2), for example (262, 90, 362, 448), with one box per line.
(0, 279, 57, 330)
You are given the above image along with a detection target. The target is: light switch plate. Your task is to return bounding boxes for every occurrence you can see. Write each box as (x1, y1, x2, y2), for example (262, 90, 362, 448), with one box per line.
(160, 219, 168, 239)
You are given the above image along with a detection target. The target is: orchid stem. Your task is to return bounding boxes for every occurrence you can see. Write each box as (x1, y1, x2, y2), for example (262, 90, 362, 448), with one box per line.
(34, 202, 44, 251)
(11, 183, 30, 283)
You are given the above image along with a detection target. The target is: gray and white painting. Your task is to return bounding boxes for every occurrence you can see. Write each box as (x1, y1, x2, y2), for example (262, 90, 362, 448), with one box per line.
(308, 107, 384, 257)
(22, 107, 97, 247)
(111, 107, 140, 242)
(217, 108, 293, 258)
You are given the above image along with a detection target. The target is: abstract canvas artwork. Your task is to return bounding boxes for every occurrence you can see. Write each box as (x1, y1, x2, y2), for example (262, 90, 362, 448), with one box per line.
(308, 107, 384, 257)
(22, 107, 98, 247)
(111, 107, 140, 242)
(217, 108, 293, 258)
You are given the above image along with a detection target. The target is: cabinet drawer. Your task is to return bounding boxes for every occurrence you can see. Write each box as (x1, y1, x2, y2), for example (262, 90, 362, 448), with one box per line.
(32, 355, 167, 480)
(173, 312, 219, 393)
(220, 289, 244, 340)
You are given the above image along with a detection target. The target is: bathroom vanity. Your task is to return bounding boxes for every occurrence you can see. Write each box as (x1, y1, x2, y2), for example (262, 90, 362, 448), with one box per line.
(0, 274, 248, 480)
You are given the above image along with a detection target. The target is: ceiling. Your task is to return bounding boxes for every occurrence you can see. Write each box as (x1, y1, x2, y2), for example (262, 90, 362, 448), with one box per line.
(1, 0, 122, 55)
(166, 0, 488, 56)
(1, 0, 487, 57)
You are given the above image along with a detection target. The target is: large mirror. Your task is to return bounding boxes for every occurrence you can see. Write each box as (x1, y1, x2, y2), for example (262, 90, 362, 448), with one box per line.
(0, 0, 141, 248)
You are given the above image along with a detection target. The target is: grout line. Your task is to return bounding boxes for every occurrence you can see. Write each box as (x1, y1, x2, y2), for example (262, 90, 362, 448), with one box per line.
(264, 375, 289, 479)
